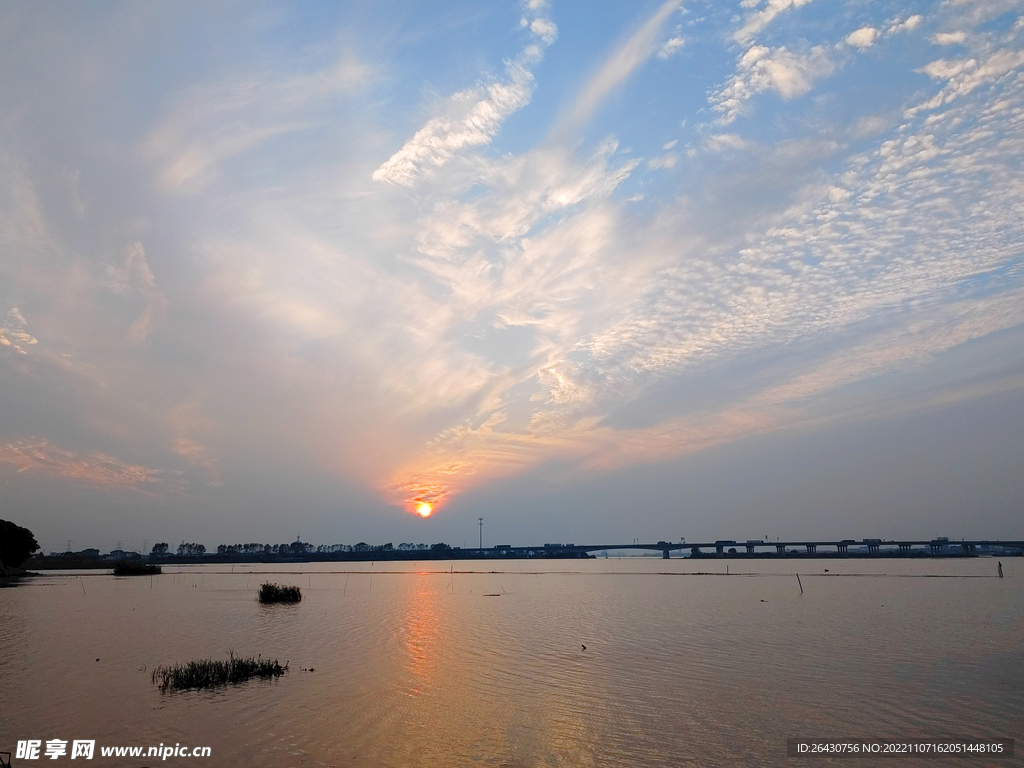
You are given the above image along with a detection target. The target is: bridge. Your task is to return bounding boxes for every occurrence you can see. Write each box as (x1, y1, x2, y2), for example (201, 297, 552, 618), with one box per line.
(456, 538, 1024, 559)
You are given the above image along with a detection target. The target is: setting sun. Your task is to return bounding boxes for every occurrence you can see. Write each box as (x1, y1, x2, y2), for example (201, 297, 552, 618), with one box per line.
(416, 502, 432, 517)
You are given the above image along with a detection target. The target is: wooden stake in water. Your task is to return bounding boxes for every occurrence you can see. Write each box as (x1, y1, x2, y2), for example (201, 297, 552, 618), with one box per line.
(796, 573, 804, 594)
(998, 561, 1003, 578)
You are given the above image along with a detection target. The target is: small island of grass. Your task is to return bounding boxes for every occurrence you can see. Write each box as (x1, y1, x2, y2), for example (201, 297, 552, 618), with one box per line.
(152, 652, 287, 692)
(112, 561, 162, 576)
(258, 582, 302, 603)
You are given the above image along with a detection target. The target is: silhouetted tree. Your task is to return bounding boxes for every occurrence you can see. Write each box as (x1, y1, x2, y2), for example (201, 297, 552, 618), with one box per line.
(151, 542, 169, 555)
(0, 519, 40, 568)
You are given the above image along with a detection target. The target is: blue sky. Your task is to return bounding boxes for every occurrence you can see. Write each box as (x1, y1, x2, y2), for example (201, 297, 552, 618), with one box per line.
(1, 0, 1023, 552)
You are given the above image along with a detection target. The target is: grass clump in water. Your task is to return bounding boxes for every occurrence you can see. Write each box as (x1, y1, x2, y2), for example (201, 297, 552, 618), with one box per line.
(152, 652, 287, 692)
(258, 582, 302, 603)
(112, 561, 161, 576)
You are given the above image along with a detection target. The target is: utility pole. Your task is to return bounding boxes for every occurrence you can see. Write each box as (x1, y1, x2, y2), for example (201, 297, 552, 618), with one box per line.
(478, 517, 483, 550)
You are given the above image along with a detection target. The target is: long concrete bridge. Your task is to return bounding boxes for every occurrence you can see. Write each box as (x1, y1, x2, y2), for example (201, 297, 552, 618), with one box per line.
(461, 538, 1024, 559)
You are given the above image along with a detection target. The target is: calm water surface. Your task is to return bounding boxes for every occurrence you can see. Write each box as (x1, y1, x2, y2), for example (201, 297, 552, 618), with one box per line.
(2, 558, 1022, 767)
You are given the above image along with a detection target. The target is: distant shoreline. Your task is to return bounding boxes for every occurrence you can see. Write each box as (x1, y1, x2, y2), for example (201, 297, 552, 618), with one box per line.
(24, 548, 1021, 570)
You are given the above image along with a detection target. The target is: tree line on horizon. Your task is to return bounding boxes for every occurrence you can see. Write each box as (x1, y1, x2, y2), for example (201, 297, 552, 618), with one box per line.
(150, 541, 454, 557)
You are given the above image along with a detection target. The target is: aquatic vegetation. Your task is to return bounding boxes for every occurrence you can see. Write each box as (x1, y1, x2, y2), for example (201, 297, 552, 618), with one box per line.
(258, 582, 302, 603)
(152, 652, 287, 692)
(112, 561, 161, 576)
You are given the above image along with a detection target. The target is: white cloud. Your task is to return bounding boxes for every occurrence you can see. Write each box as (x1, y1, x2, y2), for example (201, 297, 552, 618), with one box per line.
(933, 31, 967, 45)
(373, 4, 557, 186)
(705, 133, 752, 151)
(648, 153, 678, 168)
(553, 0, 682, 137)
(142, 56, 369, 193)
(886, 15, 923, 34)
(733, 0, 815, 44)
(908, 48, 1024, 117)
(711, 45, 834, 123)
(372, 61, 537, 186)
(657, 36, 685, 59)
(846, 27, 880, 50)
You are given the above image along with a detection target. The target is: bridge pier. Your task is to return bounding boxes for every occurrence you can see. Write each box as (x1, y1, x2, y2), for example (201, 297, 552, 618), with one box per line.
(961, 543, 975, 554)
(663, 549, 670, 559)
(867, 543, 880, 555)
(716, 545, 724, 557)
(746, 544, 755, 555)
(805, 544, 816, 555)
(898, 544, 911, 554)
(837, 543, 848, 555)
(776, 544, 786, 555)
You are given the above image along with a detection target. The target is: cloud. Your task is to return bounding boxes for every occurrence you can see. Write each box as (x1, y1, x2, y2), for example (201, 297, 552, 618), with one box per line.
(105, 241, 167, 345)
(733, 0, 815, 44)
(705, 133, 753, 151)
(711, 45, 834, 123)
(908, 47, 1024, 117)
(0, 307, 38, 354)
(648, 153, 678, 168)
(373, 3, 557, 186)
(372, 60, 538, 186)
(552, 0, 682, 137)
(933, 31, 967, 45)
(886, 15, 923, 34)
(846, 27, 880, 50)
(142, 55, 369, 193)
(658, 36, 685, 59)
(0, 437, 161, 488)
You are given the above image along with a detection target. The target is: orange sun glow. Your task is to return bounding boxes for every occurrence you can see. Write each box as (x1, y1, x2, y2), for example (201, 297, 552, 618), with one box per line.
(416, 502, 433, 517)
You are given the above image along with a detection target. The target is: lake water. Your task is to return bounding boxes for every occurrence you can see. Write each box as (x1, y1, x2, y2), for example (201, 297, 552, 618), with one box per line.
(2, 557, 1022, 767)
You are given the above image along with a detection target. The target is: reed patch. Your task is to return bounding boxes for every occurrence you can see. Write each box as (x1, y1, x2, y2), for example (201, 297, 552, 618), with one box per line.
(112, 561, 161, 576)
(258, 582, 302, 603)
(152, 653, 287, 692)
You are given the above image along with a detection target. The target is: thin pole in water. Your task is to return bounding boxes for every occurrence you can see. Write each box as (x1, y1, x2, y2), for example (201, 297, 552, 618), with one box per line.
(796, 573, 804, 594)
(998, 561, 1003, 578)
(344, 575, 349, 595)
(80, 577, 86, 595)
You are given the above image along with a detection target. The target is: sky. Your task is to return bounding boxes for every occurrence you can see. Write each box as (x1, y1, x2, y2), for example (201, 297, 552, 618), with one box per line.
(1, 0, 1023, 554)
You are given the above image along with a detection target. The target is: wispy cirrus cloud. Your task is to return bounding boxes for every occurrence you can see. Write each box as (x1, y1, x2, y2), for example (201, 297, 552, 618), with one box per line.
(142, 55, 370, 193)
(552, 0, 682, 138)
(373, 2, 557, 186)
(0, 437, 162, 488)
